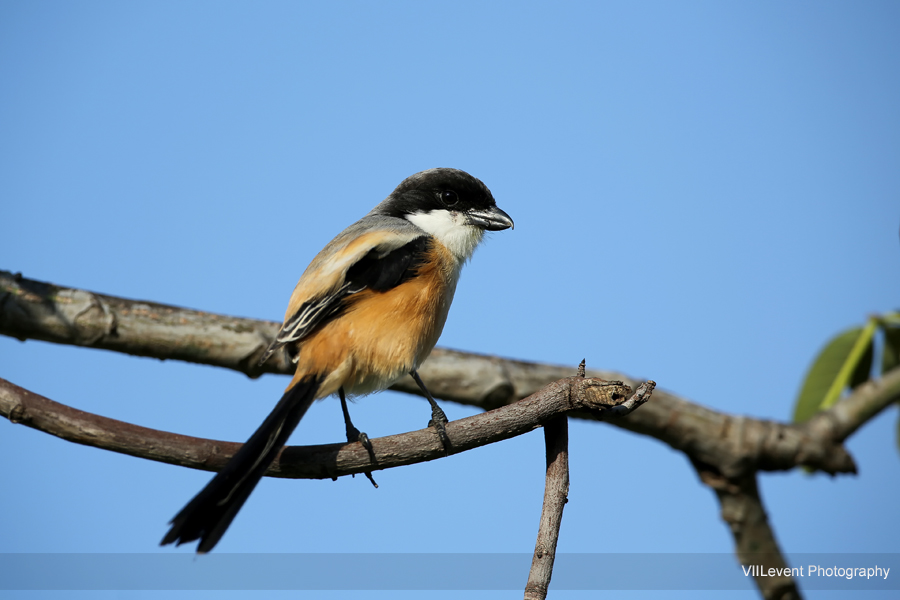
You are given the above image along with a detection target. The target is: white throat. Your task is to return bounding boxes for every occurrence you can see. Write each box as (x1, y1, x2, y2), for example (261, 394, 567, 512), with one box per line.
(406, 209, 484, 263)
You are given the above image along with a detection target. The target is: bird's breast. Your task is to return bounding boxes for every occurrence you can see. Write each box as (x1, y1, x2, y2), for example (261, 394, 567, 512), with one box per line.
(296, 240, 460, 399)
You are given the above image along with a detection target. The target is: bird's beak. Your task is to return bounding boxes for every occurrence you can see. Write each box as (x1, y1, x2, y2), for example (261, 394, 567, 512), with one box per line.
(467, 206, 514, 231)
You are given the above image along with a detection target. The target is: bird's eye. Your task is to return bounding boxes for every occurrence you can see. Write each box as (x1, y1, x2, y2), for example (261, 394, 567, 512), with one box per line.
(440, 190, 459, 207)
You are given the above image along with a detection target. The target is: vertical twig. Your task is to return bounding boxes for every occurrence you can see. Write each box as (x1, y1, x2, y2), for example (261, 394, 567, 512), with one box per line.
(524, 414, 569, 599)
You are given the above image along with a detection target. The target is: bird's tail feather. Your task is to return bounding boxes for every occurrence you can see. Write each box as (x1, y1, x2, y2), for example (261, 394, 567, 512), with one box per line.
(160, 376, 320, 553)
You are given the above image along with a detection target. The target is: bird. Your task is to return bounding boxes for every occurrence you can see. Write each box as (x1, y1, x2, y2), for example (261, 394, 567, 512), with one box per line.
(160, 167, 514, 552)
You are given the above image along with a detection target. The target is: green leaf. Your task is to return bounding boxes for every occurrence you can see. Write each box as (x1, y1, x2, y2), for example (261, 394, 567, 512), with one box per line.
(849, 333, 874, 389)
(793, 323, 876, 423)
(881, 324, 900, 375)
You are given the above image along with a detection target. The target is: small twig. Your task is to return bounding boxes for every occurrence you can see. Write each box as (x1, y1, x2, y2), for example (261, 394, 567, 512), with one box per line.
(524, 415, 569, 600)
(591, 380, 655, 420)
(524, 365, 651, 599)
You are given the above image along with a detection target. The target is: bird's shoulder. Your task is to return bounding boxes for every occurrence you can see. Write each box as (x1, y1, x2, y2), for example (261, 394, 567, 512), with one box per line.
(284, 215, 429, 320)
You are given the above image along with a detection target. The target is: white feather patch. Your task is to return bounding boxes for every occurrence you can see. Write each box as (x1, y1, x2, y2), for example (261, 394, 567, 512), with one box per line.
(406, 209, 484, 262)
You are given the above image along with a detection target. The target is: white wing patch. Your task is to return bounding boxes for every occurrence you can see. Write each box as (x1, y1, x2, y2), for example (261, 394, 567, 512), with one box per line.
(278, 282, 352, 342)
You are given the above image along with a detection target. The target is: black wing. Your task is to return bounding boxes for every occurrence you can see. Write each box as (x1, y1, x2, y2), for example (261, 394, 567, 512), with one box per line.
(258, 235, 430, 365)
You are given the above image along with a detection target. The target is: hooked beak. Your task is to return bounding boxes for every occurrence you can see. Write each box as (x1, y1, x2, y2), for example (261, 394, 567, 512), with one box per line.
(466, 206, 514, 231)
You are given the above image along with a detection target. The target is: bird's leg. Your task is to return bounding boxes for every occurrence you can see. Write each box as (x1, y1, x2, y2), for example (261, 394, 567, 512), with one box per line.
(409, 370, 451, 450)
(339, 387, 370, 449)
(339, 387, 378, 488)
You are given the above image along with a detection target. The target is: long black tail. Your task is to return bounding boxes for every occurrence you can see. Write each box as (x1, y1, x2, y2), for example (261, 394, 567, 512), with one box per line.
(161, 376, 320, 553)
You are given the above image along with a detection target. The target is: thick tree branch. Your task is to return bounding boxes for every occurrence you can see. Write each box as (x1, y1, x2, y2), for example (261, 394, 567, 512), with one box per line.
(0, 271, 900, 598)
(683, 371, 900, 600)
(684, 368, 900, 600)
(0, 269, 279, 376)
(804, 366, 900, 443)
(0, 375, 641, 479)
(696, 467, 799, 600)
(0, 270, 859, 479)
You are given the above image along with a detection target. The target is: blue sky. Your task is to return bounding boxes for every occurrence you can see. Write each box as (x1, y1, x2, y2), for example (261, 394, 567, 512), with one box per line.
(1, 1, 898, 598)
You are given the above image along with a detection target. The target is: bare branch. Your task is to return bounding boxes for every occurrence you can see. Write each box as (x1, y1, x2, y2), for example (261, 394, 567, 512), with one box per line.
(0, 269, 279, 376)
(6, 271, 892, 600)
(0, 270, 860, 478)
(696, 467, 799, 600)
(522, 380, 652, 599)
(590, 379, 655, 419)
(0, 376, 641, 479)
(804, 366, 900, 444)
(524, 415, 569, 600)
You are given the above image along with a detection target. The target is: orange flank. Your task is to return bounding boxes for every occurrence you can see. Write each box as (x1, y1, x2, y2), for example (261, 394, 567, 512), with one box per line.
(288, 241, 456, 399)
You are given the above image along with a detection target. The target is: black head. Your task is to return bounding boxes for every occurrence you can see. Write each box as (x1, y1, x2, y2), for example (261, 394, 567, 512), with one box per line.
(374, 168, 514, 232)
